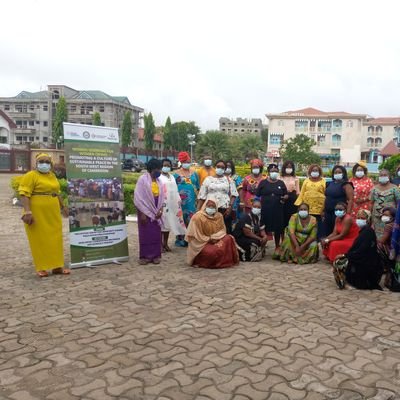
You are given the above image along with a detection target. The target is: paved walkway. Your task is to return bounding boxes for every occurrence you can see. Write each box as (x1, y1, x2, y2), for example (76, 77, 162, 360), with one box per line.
(0, 174, 400, 400)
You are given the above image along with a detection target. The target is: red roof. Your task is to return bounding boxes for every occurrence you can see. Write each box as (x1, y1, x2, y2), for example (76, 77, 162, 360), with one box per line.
(137, 128, 163, 143)
(380, 140, 399, 156)
(365, 117, 400, 125)
(0, 110, 17, 128)
(281, 107, 355, 117)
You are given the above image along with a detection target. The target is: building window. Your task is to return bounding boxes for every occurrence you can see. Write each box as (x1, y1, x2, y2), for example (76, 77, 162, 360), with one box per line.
(43, 121, 48, 127)
(52, 90, 60, 99)
(270, 135, 283, 145)
(346, 120, 353, 128)
(234, 129, 238, 132)
(36, 136, 39, 140)
(99, 106, 105, 112)
(255, 123, 258, 127)
(70, 105, 76, 112)
(4, 105, 10, 111)
(221, 122, 225, 126)
(87, 106, 93, 112)
(36, 121, 40, 124)
(43, 105, 48, 111)
(241, 129, 245, 132)
(332, 134, 341, 147)
(29, 121, 34, 126)
(43, 137, 48, 142)
(29, 136, 34, 142)
(29, 105, 34, 111)
(222, 128, 225, 131)
(16, 136, 22, 141)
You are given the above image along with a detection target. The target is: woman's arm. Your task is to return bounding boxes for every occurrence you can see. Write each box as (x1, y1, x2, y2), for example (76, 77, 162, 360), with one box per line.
(294, 179, 306, 206)
(20, 195, 34, 225)
(344, 184, 354, 215)
(328, 217, 352, 242)
(295, 177, 300, 195)
(242, 227, 263, 242)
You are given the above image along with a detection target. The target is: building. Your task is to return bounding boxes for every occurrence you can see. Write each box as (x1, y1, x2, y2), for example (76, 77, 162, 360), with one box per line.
(219, 117, 264, 135)
(0, 85, 143, 146)
(266, 107, 400, 165)
(0, 109, 17, 145)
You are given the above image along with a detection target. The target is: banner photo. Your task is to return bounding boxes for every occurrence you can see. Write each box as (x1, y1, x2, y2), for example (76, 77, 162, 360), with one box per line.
(63, 122, 129, 268)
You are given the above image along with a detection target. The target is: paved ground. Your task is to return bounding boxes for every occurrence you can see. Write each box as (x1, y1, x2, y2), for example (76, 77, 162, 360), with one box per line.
(1, 174, 400, 400)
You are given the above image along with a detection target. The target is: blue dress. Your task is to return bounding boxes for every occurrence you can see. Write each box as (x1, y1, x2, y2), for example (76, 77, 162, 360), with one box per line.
(231, 174, 243, 223)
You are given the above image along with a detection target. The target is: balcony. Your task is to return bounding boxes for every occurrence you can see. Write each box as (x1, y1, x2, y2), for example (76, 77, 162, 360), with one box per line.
(14, 128, 36, 134)
(7, 112, 36, 119)
(331, 141, 342, 148)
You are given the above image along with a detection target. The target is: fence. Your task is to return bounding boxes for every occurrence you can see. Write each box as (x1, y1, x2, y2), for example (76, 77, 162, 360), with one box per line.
(0, 149, 31, 173)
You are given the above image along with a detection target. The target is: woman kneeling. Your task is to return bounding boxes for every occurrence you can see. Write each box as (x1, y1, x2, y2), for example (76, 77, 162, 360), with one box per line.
(186, 198, 239, 268)
(279, 203, 319, 264)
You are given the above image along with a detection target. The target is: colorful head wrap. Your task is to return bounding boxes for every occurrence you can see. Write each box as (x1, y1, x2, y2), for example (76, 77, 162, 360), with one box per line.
(250, 159, 263, 168)
(357, 209, 371, 223)
(178, 152, 190, 162)
(357, 160, 367, 169)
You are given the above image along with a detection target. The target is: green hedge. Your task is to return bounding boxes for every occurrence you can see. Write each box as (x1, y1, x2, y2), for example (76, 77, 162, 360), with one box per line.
(123, 184, 136, 215)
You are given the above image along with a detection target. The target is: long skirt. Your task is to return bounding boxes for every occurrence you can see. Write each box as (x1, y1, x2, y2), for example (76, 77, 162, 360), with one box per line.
(323, 237, 356, 263)
(138, 210, 161, 261)
(283, 192, 298, 228)
(25, 195, 64, 272)
(279, 236, 319, 265)
(193, 235, 239, 269)
(236, 237, 265, 262)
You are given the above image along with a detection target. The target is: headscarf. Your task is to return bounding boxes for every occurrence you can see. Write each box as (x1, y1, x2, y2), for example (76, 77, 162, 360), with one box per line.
(357, 209, 371, 223)
(250, 159, 263, 168)
(178, 152, 190, 163)
(357, 160, 367, 169)
(133, 172, 165, 226)
(36, 153, 53, 165)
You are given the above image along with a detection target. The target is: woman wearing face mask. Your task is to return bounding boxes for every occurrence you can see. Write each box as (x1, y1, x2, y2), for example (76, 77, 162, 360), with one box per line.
(19, 153, 70, 277)
(159, 158, 186, 252)
(295, 164, 326, 240)
(279, 203, 319, 264)
(232, 199, 268, 261)
(134, 158, 164, 265)
(225, 160, 243, 224)
(197, 160, 238, 234)
(280, 160, 300, 228)
(370, 169, 400, 241)
(323, 165, 354, 237)
(256, 163, 288, 253)
(322, 202, 359, 263)
(240, 159, 266, 214)
(173, 152, 200, 246)
(349, 161, 373, 219)
(332, 209, 383, 290)
(185, 198, 239, 268)
(376, 207, 396, 272)
(197, 155, 215, 186)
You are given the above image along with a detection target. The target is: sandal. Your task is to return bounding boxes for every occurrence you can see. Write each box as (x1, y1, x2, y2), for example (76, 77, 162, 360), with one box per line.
(139, 259, 150, 265)
(52, 268, 71, 275)
(152, 258, 161, 264)
(37, 271, 49, 278)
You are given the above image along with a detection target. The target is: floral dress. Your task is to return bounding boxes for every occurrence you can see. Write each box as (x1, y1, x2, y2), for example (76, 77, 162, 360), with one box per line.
(350, 176, 374, 218)
(241, 174, 266, 212)
(231, 174, 243, 223)
(173, 169, 200, 227)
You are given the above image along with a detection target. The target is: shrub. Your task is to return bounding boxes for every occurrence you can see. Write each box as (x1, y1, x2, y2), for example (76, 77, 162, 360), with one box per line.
(123, 184, 136, 215)
(122, 172, 141, 185)
(379, 154, 400, 176)
(10, 176, 23, 197)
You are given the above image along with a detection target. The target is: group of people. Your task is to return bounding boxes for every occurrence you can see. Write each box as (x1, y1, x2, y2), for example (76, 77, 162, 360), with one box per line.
(134, 154, 400, 291)
(18, 152, 400, 292)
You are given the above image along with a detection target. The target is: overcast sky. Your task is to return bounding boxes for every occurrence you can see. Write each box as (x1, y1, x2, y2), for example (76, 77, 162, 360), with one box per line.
(1, 0, 400, 130)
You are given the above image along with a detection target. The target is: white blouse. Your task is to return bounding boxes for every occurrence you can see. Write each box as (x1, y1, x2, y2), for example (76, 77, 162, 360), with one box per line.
(198, 176, 238, 209)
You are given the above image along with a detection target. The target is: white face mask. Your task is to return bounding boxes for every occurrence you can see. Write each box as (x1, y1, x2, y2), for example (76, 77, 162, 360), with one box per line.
(252, 168, 260, 175)
(252, 207, 261, 216)
(285, 168, 293, 175)
(225, 168, 232, 175)
(204, 159, 212, 167)
(270, 172, 279, 180)
(379, 176, 389, 184)
(382, 216, 391, 223)
(205, 207, 216, 216)
(182, 163, 191, 170)
(162, 166, 171, 174)
(298, 210, 308, 219)
(355, 170, 364, 178)
(310, 171, 319, 178)
(37, 163, 51, 173)
(215, 167, 225, 176)
(334, 173, 343, 181)
(398, 170, 400, 177)
(356, 219, 367, 228)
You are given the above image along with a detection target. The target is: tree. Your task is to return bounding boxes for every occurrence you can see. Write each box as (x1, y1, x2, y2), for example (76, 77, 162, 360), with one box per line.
(144, 112, 156, 151)
(239, 134, 266, 161)
(196, 130, 230, 160)
(163, 116, 173, 150)
(280, 134, 320, 170)
(92, 112, 102, 126)
(170, 121, 201, 152)
(261, 127, 269, 146)
(379, 153, 400, 175)
(52, 96, 68, 146)
(121, 111, 132, 159)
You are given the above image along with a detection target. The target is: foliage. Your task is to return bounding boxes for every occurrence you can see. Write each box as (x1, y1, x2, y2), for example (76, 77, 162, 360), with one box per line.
(92, 112, 102, 126)
(10, 176, 23, 197)
(122, 172, 141, 185)
(121, 111, 133, 148)
(280, 134, 320, 171)
(170, 121, 200, 152)
(123, 184, 136, 215)
(261, 127, 268, 145)
(196, 130, 231, 160)
(239, 134, 265, 161)
(163, 116, 173, 150)
(379, 154, 400, 175)
(52, 96, 68, 146)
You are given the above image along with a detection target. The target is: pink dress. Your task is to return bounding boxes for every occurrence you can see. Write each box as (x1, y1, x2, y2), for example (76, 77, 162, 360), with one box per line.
(349, 177, 373, 218)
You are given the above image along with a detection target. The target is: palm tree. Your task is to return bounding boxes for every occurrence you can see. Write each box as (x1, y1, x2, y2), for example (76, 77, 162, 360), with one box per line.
(196, 131, 230, 160)
(239, 134, 265, 161)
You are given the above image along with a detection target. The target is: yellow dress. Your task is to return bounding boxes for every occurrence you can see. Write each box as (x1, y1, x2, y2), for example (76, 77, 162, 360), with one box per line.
(294, 178, 326, 215)
(197, 167, 215, 186)
(19, 170, 64, 272)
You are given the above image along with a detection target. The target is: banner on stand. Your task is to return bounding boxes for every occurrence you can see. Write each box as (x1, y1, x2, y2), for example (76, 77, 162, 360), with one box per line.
(63, 122, 129, 268)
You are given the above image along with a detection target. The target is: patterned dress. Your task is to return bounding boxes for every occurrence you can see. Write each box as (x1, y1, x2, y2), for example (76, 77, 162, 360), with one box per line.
(241, 174, 266, 213)
(279, 214, 319, 264)
(350, 176, 374, 218)
(230, 174, 243, 223)
(371, 185, 400, 240)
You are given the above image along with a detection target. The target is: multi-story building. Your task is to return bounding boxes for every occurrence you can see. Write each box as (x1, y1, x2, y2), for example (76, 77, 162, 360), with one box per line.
(0, 85, 143, 146)
(266, 107, 400, 165)
(219, 117, 264, 135)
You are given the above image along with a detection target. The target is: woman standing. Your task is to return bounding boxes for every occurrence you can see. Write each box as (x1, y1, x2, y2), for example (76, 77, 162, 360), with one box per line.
(19, 153, 70, 277)
(280, 160, 300, 228)
(240, 159, 266, 214)
(198, 160, 238, 234)
(279, 203, 319, 264)
(232, 199, 268, 261)
(323, 165, 354, 237)
(256, 163, 288, 252)
(370, 169, 400, 240)
(186, 198, 239, 268)
(322, 202, 359, 263)
(349, 161, 374, 219)
(159, 158, 187, 252)
(225, 160, 243, 224)
(173, 152, 200, 247)
(134, 159, 165, 265)
(294, 164, 326, 240)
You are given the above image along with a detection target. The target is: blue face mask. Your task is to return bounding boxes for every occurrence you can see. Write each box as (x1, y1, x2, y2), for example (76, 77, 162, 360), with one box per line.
(162, 166, 171, 174)
(37, 163, 51, 173)
(205, 207, 216, 216)
(298, 210, 309, 219)
(252, 207, 261, 216)
(335, 210, 345, 218)
(356, 219, 367, 228)
(216, 168, 225, 176)
(182, 163, 191, 170)
(270, 172, 279, 180)
(204, 159, 212, 167)
(152, 171, 161, 179)
(334, 173, 343, 181)
(379, 176, 389, 184)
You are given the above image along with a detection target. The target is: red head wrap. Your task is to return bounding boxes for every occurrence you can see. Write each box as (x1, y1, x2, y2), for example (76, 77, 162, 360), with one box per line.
(250, 158, 263, 168)
(178, 152, 191, 162)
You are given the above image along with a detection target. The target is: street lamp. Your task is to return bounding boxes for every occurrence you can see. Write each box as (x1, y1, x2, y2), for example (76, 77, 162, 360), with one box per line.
(187, 134, 196, 162)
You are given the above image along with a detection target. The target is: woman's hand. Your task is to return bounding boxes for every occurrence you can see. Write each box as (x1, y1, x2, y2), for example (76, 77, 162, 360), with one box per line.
(155, 210, 163, 219)
(224, 206, 232, 216)
(209, 238, 218, 244)
(62, 207, 69, 218)
(21, 213, 34, 225)
(295, 245, 303, 256)
(139, 213, 148, 225)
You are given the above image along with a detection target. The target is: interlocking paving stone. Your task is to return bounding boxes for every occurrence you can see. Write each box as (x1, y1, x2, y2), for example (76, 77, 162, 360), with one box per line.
(1, 174, 400, 399)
